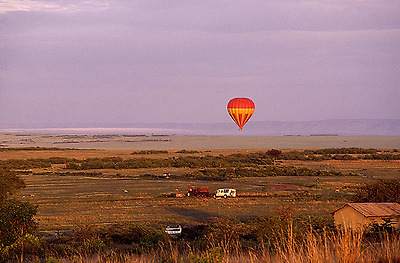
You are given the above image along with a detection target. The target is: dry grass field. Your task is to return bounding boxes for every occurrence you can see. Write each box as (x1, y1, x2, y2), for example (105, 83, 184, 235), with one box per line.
(19, 173, 355, 230)
(1, 148, 396, 231)
(2, 134, 400, 262)
(1, 133, 399, 229)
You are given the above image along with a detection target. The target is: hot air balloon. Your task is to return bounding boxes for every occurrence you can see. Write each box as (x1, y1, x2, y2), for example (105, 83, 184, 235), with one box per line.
(227, 98, 255, 131)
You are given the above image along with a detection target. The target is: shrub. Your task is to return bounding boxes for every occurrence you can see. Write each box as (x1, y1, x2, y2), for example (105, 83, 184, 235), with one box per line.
(176, 149, 200, 154)
(352, 179, 400, 203)
(0, 233, 43, 262)
(131, 150, 168, 154)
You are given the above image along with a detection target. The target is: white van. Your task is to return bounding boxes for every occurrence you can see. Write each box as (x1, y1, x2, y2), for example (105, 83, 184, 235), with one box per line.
(215, 188, 237, 198)
(165, 225, 182, 235)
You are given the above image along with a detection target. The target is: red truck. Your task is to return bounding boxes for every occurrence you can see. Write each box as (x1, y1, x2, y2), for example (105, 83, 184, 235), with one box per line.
(186, 186, 211, 197)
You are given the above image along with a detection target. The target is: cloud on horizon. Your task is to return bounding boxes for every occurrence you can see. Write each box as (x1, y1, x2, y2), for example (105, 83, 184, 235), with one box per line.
(0, 0, 109, 14)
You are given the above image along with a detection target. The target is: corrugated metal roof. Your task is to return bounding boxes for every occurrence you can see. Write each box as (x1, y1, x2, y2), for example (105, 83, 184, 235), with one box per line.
(346, 203, 400, 217)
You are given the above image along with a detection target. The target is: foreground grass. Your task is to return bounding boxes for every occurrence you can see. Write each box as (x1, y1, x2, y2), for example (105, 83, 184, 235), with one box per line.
(10, 229, 400, 263)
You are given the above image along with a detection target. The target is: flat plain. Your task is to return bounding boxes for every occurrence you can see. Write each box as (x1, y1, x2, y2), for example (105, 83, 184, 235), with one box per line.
(1, 133, 400, 150)
(1, 133, 399, 231)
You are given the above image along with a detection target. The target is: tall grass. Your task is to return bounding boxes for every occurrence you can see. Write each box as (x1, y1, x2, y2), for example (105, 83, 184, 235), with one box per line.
(267, 228, 399, 263)
(8, 227, 400, 262)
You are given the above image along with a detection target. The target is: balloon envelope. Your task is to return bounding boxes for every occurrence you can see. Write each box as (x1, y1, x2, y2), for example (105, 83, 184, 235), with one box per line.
(227, 98, 255, 131)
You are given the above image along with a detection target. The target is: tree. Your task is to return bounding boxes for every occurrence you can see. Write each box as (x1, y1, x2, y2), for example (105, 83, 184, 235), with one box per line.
(352, 180, 400, 203)
(0, 169, 25, 202)
(0, 168, 38, 261)
(267, 149, 282, 165)
(266, 149, 282, 159)
(0, 199, 38, 246)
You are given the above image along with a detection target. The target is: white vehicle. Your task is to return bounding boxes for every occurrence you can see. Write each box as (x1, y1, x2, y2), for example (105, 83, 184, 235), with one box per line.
(165, 225, 182, 235)
(215, 188, 237, 198)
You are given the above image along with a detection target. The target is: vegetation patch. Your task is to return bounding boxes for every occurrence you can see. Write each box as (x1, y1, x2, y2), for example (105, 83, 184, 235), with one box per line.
(131, 150, 169, 155)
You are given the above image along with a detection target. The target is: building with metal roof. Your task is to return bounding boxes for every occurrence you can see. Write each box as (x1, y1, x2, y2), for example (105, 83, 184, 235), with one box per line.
(332, 203, 400, 230)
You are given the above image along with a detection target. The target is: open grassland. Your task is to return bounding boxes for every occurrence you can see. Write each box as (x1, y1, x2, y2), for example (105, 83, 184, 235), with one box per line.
(2, 138, 400, 262)
(2, 146, 397, 231)
(19, 174, 353, 230)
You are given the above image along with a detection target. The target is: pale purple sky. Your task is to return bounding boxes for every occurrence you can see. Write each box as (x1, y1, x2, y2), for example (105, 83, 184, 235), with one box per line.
(1, 0, 399, 127)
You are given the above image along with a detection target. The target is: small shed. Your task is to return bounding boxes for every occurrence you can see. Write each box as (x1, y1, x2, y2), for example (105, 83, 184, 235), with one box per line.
(332, 202, 400, 230)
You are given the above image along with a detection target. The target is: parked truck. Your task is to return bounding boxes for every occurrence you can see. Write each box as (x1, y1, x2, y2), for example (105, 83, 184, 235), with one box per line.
(215, 188, 237, 198)
(186, 186, 210, 197)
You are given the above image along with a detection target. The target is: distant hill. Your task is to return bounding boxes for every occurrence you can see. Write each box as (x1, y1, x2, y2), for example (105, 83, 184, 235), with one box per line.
(243, 119, 400, 136)
(1, 119, 399, 136)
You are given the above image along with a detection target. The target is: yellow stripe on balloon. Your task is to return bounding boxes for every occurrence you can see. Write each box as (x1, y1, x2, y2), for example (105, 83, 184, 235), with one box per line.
(227, 107, 255, 130)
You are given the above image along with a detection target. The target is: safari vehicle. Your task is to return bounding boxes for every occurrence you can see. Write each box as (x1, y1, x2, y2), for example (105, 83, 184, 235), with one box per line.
(215, 188, 237, 198)
(165, 225, 182, 235)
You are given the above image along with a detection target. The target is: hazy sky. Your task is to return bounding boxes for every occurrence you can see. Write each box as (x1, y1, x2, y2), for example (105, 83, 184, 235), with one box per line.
(1, 0, 399, 126)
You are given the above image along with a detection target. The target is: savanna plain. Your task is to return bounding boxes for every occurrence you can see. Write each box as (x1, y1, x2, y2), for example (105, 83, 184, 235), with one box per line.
(1, 133, 400, 262)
